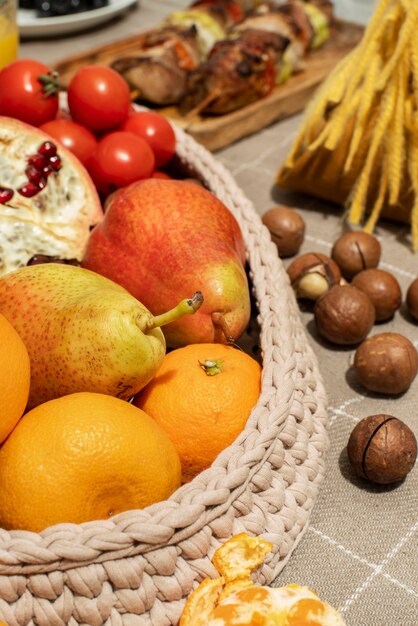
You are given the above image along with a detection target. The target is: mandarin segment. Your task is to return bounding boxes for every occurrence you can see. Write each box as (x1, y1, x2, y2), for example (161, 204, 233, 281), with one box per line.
(211, 602, 269, 625)
(179, 578, 225, 626)
(287, 597, 326, 624)
(219, 578, 256, 604)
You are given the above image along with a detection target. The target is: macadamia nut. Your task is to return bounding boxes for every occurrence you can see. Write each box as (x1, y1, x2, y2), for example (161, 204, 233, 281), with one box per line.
(314, 284, 375, 345)
(331, 231, 381, 280)
(347, 414, 417, 484)
(354, 332, 418, 394)
(262, 206, 305, 258)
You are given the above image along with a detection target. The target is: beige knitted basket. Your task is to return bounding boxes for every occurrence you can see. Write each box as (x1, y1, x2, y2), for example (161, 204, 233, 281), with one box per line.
(0, 123, 329, 626)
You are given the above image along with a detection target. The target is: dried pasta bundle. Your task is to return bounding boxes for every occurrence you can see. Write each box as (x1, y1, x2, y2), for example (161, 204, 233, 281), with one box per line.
(276, 0, 418, 249)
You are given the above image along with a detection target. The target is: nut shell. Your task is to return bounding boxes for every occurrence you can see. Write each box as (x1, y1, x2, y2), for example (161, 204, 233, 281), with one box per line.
(331, 231, 381, 280)
(352, 269, 402, 321)
(347, 414, 417, 484)
(287, 252, 341, 300)
(406, 277, 418, 321)
(262, 206, 305, 258)
(314, 284, 375, 345)
(354, 332, 418, 394)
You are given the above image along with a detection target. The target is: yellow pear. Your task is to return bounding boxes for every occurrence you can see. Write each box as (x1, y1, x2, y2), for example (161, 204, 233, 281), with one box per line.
(0, 263, 202, 409)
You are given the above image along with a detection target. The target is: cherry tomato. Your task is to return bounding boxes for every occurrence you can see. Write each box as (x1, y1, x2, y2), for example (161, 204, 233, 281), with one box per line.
(39, 119, 98, 166)
(67, 66, 131, 132)
(88, 131, 155, 195)
(120, 111, 176, 168)
(0, 59, 59, 126)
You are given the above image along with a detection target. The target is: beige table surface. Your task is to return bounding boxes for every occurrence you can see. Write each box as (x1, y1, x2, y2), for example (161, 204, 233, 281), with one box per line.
(19, 2, 418, 625)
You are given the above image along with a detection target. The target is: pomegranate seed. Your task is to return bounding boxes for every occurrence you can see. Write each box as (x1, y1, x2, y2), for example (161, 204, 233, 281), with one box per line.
(38, 141, 57, 159)
(25, 165, 44, 184)
(43, 166, 54, 178)
(28, 154, 48, 171)
(27, 254, 55, 265)
(38, 176, 47, 190)
(18, 182, 41, 198)
(0, 187, 14, 204)
(48, 154, 62, 171)
(27, 254, 81, 266)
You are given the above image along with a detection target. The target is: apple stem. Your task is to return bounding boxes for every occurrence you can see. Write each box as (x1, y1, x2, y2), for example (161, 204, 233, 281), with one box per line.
(145, 291, 204, 331)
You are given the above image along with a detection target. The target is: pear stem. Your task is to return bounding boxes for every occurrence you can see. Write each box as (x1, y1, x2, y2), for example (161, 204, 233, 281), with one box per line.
(145, 291, 204, 331)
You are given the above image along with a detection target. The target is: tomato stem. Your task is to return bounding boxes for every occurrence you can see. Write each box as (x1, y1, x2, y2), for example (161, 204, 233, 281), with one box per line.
(38, 70, 63, 98)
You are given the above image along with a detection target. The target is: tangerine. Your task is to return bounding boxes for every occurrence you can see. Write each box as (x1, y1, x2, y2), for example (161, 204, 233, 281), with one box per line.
(0, 392, 181, 532)
(0, 312, 30, 443)
(206, 584, 345, 625)
(133, 343, 261, 481)
(179, 534, 346, 626)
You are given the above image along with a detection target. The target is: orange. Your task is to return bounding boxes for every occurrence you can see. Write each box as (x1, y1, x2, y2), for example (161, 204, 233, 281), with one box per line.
(0, 392, 181, 532)
(0, 312, 30, 443)
(134, 344, 261, 481)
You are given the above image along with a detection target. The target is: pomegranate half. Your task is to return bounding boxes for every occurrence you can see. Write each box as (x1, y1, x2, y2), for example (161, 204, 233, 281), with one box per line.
(0, 116, 102, 275)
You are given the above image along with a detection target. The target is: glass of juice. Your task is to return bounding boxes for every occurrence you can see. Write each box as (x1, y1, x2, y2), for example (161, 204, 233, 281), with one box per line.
(0, 0, 18, 70)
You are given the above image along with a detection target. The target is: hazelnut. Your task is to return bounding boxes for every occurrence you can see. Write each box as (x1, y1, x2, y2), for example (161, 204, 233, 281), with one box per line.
(314, 284, 375, 345)
(262, 206, 305, 258)
(353, 332, 418, 394)
(351, 268, 402, 321)
(331, 231, 381, 280)
(406, 277, 418, 321)
(347, 414, 417, 484)
(287, 252, 341, 300)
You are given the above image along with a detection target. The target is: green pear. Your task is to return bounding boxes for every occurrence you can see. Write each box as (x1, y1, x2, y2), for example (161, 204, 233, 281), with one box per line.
(0, 264, 203, 410)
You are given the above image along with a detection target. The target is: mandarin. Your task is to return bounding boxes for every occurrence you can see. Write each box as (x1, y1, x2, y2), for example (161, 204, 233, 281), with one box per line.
(0, 312, 30, 443)
(133, 344, 262, 481)
(0, 392, 181, 532)
(206, 584, 346, 625)
(180, 534, 347, 626)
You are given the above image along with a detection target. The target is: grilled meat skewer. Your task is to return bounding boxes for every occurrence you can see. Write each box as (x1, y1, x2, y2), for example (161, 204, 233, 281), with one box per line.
(111, 25, 201, 106)
(111, 0, 333, 114)
(181, 30, 289, 114)
(181, 0, 333, 115)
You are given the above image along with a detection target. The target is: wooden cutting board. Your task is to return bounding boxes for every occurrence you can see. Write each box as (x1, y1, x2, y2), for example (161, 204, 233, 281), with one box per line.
(54, 19, 364, 152)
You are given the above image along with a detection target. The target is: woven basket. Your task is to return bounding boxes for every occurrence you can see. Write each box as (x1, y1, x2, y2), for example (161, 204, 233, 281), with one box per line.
(0, 124, 329, 626)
